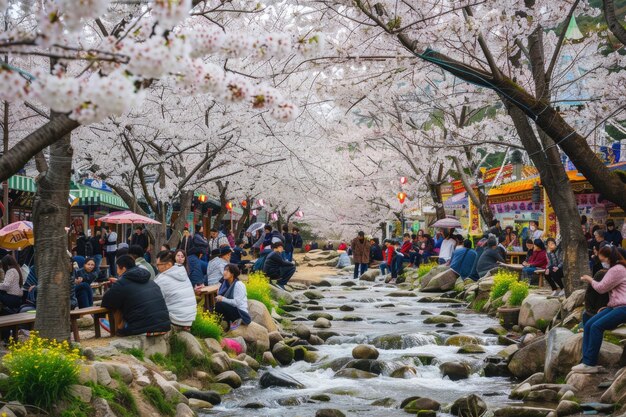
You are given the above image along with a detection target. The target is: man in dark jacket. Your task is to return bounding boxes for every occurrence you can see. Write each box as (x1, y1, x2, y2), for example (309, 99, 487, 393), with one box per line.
(191, 224, 209, 259)
(130, 226, 149, 251)
(263, 241, 296, 289)
(605, 220, 623, 247)
(101, 255, 171, 336)
(75, 232, 87, 257)
(282, 225, 294, 262)
(475, 238, 505, 278)
(292, 228, 303, 251)
(369, 238, 383, 262)
(187, 247, 207, 287)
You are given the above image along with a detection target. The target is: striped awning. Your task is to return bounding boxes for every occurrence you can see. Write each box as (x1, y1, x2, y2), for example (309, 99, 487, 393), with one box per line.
(5, 175, 128, 210)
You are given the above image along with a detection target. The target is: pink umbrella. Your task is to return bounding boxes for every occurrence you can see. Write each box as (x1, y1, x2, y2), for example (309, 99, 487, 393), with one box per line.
(430, 216, 462, 229)
(97, 210, 161, 225)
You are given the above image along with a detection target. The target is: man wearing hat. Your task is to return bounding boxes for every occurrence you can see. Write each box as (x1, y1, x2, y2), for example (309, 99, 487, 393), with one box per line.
(206, 246, 232, 285)
(263, 239, 296, 289)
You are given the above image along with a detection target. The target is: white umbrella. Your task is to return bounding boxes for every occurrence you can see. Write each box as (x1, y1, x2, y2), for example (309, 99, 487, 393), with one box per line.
(246, 222, 265, 234)
(430, 216, 462, 229)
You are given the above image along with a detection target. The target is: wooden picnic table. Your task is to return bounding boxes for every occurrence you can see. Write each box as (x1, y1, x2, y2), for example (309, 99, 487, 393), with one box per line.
(506, 251, 527, 264)
(70, 306, 116, 342)
(499, 262, 525, 272)
(0, 312, 36, 339)
(199, 284, 221, 312)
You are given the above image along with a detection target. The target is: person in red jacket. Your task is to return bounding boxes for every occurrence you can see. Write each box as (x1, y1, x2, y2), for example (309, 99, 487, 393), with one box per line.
(379, 240, 394, 276)
(398, 233, 413, 269)
(522, 238, 548, 283)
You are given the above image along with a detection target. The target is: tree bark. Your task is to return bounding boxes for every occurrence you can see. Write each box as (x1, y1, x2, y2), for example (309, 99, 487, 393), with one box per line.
(451, 156, 494, 224)
(33, 117, 73, 341)
(213, 180, 228, 230)
(427, 165, 446, 220)
(603, 0, 626, 46)
(166, 190, 194, 248)
(0, 115, 78, 183)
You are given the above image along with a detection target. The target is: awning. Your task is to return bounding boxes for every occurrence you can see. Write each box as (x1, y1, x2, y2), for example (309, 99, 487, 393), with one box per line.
(444, 192, 468, 209)
(4, 175, 128, 210)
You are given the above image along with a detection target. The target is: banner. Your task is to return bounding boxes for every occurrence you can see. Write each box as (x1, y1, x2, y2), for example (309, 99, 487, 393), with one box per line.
(543, 189, 558, 238)
(468, 197, 482, 236)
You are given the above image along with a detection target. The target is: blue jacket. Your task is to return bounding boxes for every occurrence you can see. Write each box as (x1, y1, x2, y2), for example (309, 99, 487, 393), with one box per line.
(231, 247, 247, 264)
(449, 247, 478, 279)
(187, 254, 206, 286)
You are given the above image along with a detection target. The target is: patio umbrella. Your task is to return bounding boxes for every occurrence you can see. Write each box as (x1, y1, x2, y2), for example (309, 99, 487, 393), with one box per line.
(97, 210, 161, 225)
(246, 222, 265, 234)
(430, 216, 462, 229)
(0, 221, 34, 250)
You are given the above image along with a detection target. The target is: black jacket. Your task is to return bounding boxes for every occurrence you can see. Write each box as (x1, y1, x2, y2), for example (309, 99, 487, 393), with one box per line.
(370, 244, 383, 261)
(284, 233, 294, 252)
(76, 236, 87, 257)
(130, 233, 149, 251)
(293, 233, 303, 249)
(585, 269, 610, 315)
(263, 251, 294, 279)
(101, 267, 171, 336)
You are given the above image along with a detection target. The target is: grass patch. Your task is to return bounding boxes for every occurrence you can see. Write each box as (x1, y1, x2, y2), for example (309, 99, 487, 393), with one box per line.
(473, 298, 488, 312)
(418, 263, 437, 278)
(88, 375, 139, 417)
(508, 281, 529, 307)
(3, 332, 82, 410)
(191, 309, 223, 340)
(142, 386, 176, 416)
(150, 334, 211, 379)
(490, 271, 519, 300)
(121, 347, 145, 361)
(246, 271, 275, 311)
(60, 398, 94, 417)
(535, 318, 550, 331)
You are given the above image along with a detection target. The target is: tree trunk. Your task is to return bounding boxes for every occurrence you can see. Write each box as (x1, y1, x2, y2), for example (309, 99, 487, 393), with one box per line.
(33, 117, 73, 341)
(213, 180, 228, 230)
(167, 190, 194, 248)
(452, 156, 494, 224)
(603, 0, 626, 46)
(507, 104, 587, 295)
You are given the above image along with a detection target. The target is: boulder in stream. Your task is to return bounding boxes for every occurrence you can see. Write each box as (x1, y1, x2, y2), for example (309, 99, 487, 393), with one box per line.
(424, 315, 460, 325)
(420, 269, 458, 292)
(493, 406, 553, 417)
(440, 361, 471, 381)
(248, 299, 278, 332)
(508, 336, 546, 379)
(518, 295, 561, 329)
(183, 390, 221, 405)
(360, 269, 379, 282)
(272, 342, 295, 365)
(403, 397, 441, 412)
(259, 370, 304, 389)
(352, 344, 379, 360)
(334, 368, 378, 379)
(304, 290, 325, 300)
(451, 394, 487, 417)
(314, 317, 332, 328)
(308, 312, 333, 321)
(315, 409, 346, 417)
(344, 359, 385, 375)
(445, 334, 479, 346)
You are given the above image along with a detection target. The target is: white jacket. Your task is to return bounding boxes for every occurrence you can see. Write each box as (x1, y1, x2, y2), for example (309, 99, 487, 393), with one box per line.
(155, 265, 197, 326)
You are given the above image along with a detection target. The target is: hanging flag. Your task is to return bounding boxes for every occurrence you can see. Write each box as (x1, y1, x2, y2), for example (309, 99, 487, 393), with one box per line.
(468, 196, 482, 236)
(543, 189, 557, 238)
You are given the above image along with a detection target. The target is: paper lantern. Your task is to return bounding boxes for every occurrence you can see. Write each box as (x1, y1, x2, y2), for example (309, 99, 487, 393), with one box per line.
(198, 194, 207, 203)
(225, 202, 233, 211)
(241, 200, 248, 208)
(271, 212, 278, 221)
(397, 192, 407, 204)
(400, 176, 407, 184)
(257, 199, 265, 207)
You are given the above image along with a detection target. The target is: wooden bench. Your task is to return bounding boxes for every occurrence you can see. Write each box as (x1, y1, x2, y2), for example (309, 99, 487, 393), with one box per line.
(0, 312, 36, 339)
(534, 269, 545, 288)
(70, 306, 116, 342)
(199, 284, 221, 313)
(90, 282, 111, 296)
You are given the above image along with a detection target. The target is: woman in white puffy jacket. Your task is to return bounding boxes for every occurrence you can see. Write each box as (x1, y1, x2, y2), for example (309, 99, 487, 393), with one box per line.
(154, 250, 197, 328)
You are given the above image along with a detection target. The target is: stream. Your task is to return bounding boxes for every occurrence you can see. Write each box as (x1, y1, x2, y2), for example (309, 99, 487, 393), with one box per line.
(203, 276, 517, 416)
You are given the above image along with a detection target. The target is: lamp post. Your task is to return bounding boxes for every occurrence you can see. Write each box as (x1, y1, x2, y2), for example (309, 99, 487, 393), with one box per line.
(397, 192, 407, 234)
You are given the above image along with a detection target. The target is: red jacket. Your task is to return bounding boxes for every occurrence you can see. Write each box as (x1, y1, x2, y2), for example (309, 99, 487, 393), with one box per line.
(527, 249, 548, 269)
(400, 241, 412, 256)
(383, 246, 395, 264)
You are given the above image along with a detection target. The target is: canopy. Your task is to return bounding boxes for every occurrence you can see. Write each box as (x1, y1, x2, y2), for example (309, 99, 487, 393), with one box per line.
(0, 221, 34, 250)
(97, 211, 161, 225)
(430, 216, 462, 229)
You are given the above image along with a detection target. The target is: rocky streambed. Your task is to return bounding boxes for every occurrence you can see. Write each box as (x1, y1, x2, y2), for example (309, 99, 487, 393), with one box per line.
(204, 276, 516, 417)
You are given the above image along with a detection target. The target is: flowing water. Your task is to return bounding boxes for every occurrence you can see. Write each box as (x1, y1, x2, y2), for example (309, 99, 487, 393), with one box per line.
(203, 277, 516, 416)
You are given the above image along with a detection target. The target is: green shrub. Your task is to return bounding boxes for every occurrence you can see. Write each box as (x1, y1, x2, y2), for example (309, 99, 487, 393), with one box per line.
(418, 263, 437, 278)
(60, 398, 94, 417)
(508, 281, 529, 307)
(150, 334, 211, 379)
(142, 386, 176, 416)
(246, 271, 275, 311)
(122, 347, 145, 361)
(88, 376, 139, 417)
(490, 271, 519, 300)
(191, 309, 223, 340)
(3, 332, 82, 410)
(473, 298, 488, 312)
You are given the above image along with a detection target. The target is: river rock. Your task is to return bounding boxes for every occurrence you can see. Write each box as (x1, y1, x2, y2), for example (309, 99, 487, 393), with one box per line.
(334, 368, 378, 379)
(508, 337, 546, 379)
(404, 397, 441, 412)
(340, 305, 355, 312)
(565, 372, 597, 391)
(268, 331, 284, 349)
(314, 318, 332, 328)
(445, 334, 479, 346)
(227, 322, 270, 353)
(458, 345, 486, 354)
(440, 362, 471, 381)
(175, 403, 195, 417)
(344, 359, 385, 375)
(69, 385, 92, 403)
(556, 400, 581, 416)
(295, 324, 311, 340)
(103, 363, 134, 384)
(248, 299, 278, 332)
(494, 406, 553, 417)
(478, 276, 494, 292)
(272, 342, 295, 365)
(421, 269, 458, 292)
(371, 334, 404, 349)
(304, 290, 325, 300)
(183, 390, 221, 405)
(386, 291, 417, 297)
(230, 359, 258, 380)
(526, 389, 558, 403)
(176, 331, 206, 359)
(211, 352, 232, 374)
(360, 269, 379, 282)
(601, 368, 626, 403)
(316, 330, 339, 340)
(316, 409, 346, 417)
(259, 370, 304, 389)
(549, 333, 621, 378)
(205, 338, 223, 353)
(352, 344, 379, 360)
(268, 284, 294, 305)
(561, 289, 585, 315)
(544, 327, 576, 382)
(390, 366, 418, 378)
(187, 399, 213, 410)
(215, 371, 242, 389)
(451, 394, 487, 417)
(518, 295, 561, 329)
(309, 335, 325, 345)
(261, 351, 278, 367)
(424, 315, 460, 324)
(309, 312, 333, 321)
(484, 325, 507, 336)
